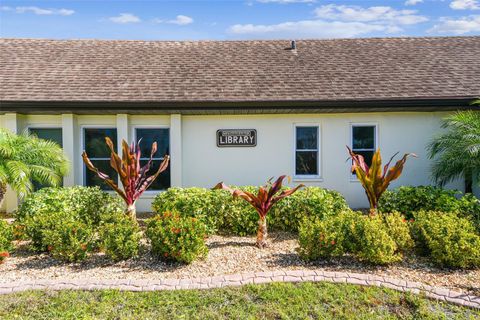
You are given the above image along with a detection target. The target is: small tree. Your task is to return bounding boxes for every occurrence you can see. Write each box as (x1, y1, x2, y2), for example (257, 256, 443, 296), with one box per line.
(347, 146, 416, 214)
(427, 104, 480, 193)
(0, 129, 69, 205)
(82, 137, 169, 220)
(213, 176, 303, 248)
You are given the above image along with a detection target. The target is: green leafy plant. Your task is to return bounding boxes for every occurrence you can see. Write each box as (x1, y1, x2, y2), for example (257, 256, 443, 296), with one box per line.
(16, 186, 124, 253)
(378, 186, 480, 231)
(99, 213, 142, 261)
(42, 217, 95, 263)
(152, 186, 348, 236)
(0, 128, 69, 205)
(82, 137, 169, 220)
(213, 176, 304, 248)
(298, 211, 412, 265)
(0, 219, 14, 264)
(411, 211, 480, 268)
(427, 108, 480, 194)
(347, 146, 416, 214)
(146, 211, 208, 264)
(297, 214, 352, 261)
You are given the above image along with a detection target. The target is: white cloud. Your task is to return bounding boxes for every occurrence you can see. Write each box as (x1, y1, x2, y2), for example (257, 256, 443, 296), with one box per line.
(314, 4, 428, 25)
(405, 0, 423, 5)
(429, 15, 480, 33)
(109, 13, 141, 24)
(168, 15, 193, 25)
(12, 6, 74, 16)
(228, 19, 391, 39)
(450, 0, 480, 10)
(153, 15, 194, 25)
(256, 0, 316, 3)
(0, 6, 12, 11)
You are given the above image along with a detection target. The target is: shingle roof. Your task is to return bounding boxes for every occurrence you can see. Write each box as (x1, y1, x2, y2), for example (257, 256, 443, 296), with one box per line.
(0, 37, 479, 105)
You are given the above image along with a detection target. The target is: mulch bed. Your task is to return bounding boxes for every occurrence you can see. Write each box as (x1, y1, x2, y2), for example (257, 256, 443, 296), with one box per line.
(1, 231, 479, 296)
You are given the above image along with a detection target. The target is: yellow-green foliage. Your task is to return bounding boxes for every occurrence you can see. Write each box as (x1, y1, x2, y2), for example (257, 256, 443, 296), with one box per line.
(0, 220, 13, 263)
(411, 211, 480, 268)
(298, 211, 413, 265)
(152, 187, 348, 235)
(146, 211, 208, 264)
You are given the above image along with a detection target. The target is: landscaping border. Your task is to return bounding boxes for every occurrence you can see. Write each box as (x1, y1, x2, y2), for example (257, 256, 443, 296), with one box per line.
(1, 270, 478, 309)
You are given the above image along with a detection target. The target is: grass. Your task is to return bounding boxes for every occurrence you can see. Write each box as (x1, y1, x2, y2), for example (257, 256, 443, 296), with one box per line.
(0, 282, 478, 319)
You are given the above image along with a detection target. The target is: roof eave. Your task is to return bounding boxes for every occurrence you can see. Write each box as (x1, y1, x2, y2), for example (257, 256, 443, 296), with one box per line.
(0, 97, 477, 115)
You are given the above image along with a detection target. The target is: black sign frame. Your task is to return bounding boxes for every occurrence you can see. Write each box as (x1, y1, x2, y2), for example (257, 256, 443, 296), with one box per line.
(216, 129, 257, 147)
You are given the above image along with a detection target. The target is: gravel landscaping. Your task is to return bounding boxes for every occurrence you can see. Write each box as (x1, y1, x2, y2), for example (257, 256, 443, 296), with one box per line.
(1, 231, 479, 296)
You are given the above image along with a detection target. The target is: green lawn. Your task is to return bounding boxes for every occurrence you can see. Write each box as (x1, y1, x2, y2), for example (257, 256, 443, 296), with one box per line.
(0, 282, 478, 320)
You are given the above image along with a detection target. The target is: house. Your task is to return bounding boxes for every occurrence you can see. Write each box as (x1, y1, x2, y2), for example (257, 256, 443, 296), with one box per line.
(1, 36, 479, 213)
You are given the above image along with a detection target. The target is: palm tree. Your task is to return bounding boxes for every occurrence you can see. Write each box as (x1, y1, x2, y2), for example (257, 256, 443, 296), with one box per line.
(0, 129, 69, 205)
(427, 101, 480, 193)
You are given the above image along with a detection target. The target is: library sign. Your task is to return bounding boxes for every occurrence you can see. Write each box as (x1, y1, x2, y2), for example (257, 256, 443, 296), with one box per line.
(216, 129, 257, 147)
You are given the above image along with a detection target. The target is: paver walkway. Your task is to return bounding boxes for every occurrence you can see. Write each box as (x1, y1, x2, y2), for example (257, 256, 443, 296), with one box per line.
(1, 270, 478, 309)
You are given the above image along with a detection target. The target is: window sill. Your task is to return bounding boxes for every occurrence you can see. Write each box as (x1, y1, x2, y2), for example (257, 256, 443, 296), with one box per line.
(292, 176, 323, 183)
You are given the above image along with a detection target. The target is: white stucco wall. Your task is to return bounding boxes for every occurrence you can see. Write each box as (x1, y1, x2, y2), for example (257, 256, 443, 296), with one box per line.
(0, 111, 472, 213)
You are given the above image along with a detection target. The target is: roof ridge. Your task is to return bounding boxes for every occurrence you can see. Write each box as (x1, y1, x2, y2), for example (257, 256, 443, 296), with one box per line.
(1, 36, 479, 43)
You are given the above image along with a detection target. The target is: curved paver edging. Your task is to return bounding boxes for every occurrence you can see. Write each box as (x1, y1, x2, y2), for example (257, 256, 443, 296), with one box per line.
(1, 270, 479, 309)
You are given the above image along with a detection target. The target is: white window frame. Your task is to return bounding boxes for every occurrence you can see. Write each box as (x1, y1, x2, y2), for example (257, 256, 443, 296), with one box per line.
(349, 123, 378, 182)
(293, 124, 322, 181)
(81, 125, 117, 188)
(133, 125, 170, 193)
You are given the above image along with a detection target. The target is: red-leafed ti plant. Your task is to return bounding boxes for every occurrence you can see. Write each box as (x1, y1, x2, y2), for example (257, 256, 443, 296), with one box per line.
(347, 146, 416, 214)
(82, 137, 170, 221)
(213, 176, 304, 248)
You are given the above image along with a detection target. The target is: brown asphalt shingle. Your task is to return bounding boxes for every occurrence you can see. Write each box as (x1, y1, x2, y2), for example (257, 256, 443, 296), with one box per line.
(0, 37, 479, 103)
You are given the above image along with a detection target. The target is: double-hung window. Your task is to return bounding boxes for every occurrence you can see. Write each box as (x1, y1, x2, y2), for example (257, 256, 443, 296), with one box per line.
(83, 128, 118, 190)
(29, 127, 63, 189)
(351, 124, 377, 170)
(135, 128, 170, 191)
(295, 126, 319, 177)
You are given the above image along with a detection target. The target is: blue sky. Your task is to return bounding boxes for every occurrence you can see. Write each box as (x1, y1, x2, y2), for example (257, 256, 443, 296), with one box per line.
(1, 0, 479, 40)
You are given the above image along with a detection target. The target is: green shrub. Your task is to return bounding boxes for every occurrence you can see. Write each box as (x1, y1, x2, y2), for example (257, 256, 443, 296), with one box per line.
(42, 217, 95, 262)
(298, 211, 412, 265)
(411, 211, 480, 268)
(16, 186, 124, 224)
(0, 219, 14, 263)
(297, 213, 354, 261)
(379, 185, 479, 220)
(152, 186, 348, 235)
(380, 212, 414, 252)
(99, 214, 141, 261)
(352, 215, 402, 265)
(146, 211, 208, 264)
(16, 186, 124, 253)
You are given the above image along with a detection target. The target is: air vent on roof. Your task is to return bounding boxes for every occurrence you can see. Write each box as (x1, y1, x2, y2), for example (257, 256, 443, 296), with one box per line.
(291, 40, 296, 50)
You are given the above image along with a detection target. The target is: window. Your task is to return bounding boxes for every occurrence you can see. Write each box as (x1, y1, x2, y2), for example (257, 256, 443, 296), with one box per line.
(83, 128, 118, 190)
(351, 124, 377, 168)
(295, 126, 319, 177)
(29, 128, 63, 189)
(135, 128, 170, 191)
(29, 128, 63, 147)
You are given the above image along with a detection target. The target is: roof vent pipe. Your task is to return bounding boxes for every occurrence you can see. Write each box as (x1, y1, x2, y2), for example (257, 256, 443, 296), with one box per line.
(291, 40, 296, 50)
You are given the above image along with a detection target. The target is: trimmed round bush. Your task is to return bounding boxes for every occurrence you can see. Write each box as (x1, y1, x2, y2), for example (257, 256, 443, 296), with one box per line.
(0, 219, 13, 263)
(411, 211, 480, 268)
(42, 215, 95, 262)
(99, 214, 141, 261)
(352, 215, 401, 265)
(378, 186, 480, 231)
(298, 211, 412, 265)
(152, 186, 349, 235)
(16, 186, 124, 259)
(16, 186, 124, 224)
(146, 211, 208, 264)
